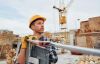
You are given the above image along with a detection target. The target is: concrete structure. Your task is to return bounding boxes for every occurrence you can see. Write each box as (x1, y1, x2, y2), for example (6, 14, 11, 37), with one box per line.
(80, 20, 90, 33)
(0, 30, 19, 45)
(0, 30, 19, 59)
(80, 16, 100, 33)
(69, 30, 76, 45)
(52, 32, 70, 44)
(76, 16, 100, 48)
(89, 16, 100, 32)
(51, 30, 76, 46)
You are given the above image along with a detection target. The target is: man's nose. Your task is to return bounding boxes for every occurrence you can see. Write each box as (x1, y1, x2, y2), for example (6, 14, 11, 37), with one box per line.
(41, 24, 44, 27)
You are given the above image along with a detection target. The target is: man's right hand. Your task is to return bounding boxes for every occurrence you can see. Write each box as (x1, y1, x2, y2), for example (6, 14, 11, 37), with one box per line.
(21, 35, 38, 49)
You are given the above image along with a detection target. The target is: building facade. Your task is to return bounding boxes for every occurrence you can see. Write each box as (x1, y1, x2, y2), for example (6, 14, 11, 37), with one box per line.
(52, 32, 70, 44)
(0, 30, 19, 45)
(76, 16, 100, 48)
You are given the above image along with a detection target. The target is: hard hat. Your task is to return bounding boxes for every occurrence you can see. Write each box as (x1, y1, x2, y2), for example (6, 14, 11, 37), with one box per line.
(29, 15, 46, 28)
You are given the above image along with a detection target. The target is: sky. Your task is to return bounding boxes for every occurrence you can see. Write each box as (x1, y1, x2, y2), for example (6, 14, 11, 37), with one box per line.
(0, 0, 100, 36)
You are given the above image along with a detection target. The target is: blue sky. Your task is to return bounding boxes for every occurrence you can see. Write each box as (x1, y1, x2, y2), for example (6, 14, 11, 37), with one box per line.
(0, 0, 100, 36)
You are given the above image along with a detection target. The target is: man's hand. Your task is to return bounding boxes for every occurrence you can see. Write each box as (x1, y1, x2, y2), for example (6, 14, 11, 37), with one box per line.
(21, 35, 37, 49)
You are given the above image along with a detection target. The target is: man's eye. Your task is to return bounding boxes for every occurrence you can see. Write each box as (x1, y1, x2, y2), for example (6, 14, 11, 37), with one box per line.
(38, 23, 41, 24)
(37, 22, 42, 25)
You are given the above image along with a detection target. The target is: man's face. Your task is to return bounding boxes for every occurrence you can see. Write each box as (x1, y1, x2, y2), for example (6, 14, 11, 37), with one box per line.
(31, 19, 44, 33)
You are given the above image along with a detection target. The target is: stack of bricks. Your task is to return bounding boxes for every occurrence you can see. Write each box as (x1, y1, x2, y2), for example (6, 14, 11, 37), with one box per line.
(77, 55, 100, 64)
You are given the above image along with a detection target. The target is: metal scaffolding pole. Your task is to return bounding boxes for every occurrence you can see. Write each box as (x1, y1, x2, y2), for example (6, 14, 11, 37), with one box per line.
(28, 40, 100, 56)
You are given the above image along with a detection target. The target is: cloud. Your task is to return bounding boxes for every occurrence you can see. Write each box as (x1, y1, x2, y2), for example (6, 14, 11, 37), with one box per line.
(0, 18, 32, 36)
(0, 0, 100, 36)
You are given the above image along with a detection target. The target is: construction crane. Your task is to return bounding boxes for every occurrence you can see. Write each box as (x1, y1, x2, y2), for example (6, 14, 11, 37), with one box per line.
(53, 0, 73, 53)
(53, 0, 73, 44)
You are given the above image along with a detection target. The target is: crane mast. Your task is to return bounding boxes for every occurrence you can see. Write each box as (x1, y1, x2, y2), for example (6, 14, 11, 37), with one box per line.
(53, 0, 73, 44)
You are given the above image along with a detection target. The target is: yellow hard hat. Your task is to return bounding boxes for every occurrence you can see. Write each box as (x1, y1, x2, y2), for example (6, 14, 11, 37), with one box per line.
(29, 15, 46, 28)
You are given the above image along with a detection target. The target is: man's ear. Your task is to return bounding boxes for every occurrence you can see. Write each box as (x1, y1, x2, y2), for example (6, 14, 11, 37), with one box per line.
(31, 25, 34, 30)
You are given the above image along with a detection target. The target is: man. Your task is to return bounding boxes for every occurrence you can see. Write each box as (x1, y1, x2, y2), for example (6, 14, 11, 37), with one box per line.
(18, 15, 46, 64)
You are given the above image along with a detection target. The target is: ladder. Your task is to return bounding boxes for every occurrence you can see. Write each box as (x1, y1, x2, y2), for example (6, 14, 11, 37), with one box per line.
(26, 42, 50, 64)
(15, 41, 54, 64)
